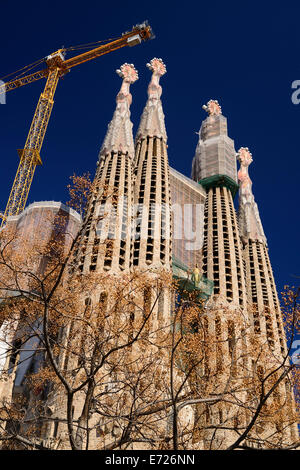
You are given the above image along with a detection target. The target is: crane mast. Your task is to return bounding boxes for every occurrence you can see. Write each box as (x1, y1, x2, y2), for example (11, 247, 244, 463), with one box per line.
(7, 67, 60, 220)
(1, 22, 153, 226)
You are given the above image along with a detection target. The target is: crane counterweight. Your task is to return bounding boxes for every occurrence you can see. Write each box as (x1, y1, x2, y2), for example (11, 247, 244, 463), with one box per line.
(127, 35, 142, 47)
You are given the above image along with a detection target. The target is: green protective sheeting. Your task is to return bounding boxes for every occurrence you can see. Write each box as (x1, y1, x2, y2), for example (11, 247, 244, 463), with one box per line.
(172, 255, 213, 302)
(199, 174, 239, 198)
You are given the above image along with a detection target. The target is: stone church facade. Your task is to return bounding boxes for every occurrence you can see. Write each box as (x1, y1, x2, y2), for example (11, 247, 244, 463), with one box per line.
(0, 59, 298, 449)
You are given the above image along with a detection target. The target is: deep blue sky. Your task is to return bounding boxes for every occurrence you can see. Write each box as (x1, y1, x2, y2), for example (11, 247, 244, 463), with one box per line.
(1, 0, 299, 294)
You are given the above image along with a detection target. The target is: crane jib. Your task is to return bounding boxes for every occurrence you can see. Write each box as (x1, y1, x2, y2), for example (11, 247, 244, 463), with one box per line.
(0, 22, 154, 226)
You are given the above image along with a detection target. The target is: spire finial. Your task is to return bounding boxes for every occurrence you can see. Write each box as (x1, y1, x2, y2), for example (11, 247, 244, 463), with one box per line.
(146, 57, 166, 76)
(236, 147, 253, 168)
(236, 146, 266, 243)
(115, 63, 138, 107)
(145, 58, 166, 100)
(202, 99, 222, 116)
(135, 59, 167, 141)
(116, 63, 139, 83)
(237, 147, 253, 203)
(99, 63, 138, 157)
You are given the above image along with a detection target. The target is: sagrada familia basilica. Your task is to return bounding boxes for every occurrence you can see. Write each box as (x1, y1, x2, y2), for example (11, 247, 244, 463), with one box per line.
(0, 58, 298, 449)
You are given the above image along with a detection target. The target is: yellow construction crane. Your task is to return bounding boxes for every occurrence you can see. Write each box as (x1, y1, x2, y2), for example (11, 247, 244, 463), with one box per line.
(0, 21, 153, 226)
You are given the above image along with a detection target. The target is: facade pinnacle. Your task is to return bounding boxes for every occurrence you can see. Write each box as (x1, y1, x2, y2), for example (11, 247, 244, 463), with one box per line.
(237, 147, 266, 243)
(135, 58, 167, 142)
(100, 63, 138, 157)
(191, 100, 238, 186)
(202, 99, 222, 116)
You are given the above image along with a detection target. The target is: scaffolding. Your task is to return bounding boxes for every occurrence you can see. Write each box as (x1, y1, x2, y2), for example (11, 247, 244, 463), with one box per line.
(169, 167, 205, 270)
(172, 255, 213, 302)
(191, 114, 238, 186)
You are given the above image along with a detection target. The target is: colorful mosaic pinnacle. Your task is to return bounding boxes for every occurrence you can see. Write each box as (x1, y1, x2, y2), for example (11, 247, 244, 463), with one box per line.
(146, 57, 167, 76)
(116, 63, 139, 83)
(135, 57, 167, 141)
(202, 99, 222, 116)
(236, 146, 253, 167)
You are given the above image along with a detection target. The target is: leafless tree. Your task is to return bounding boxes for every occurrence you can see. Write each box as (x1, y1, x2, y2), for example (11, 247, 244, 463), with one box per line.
(0, 177, 298, 450)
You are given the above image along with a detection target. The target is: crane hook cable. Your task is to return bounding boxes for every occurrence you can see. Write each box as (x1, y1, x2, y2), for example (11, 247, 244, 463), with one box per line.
(64, 36, 119, 52)
(0, 57, 46, 83)
(0, 31, 136, 84)
(1, 36, 121, 83)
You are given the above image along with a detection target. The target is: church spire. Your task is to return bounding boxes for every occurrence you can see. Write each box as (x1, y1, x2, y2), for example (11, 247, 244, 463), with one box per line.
(237, 147, 266, 244)
(133, 58, 171, 270)
(100, 63, 138, 158)
(135, 58, 167, 142)
(237, 147, 289, 358)
(202, 99, 222, 116)
(194, 101, 247, 308)
(75, 63, 138, 274)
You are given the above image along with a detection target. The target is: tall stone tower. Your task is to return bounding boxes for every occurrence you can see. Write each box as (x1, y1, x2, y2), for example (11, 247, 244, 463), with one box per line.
(192, 100, 247, 309)
(237, 147, 299, 442)
(133, 58, 172, 271)
(191, 101, 298, 448)
(35, 65, 140, 448)
(237, 147, 281, 348)
(190, 100, 249, 448)
(74, 63, 138, 274)
(69, 59, 173, 449)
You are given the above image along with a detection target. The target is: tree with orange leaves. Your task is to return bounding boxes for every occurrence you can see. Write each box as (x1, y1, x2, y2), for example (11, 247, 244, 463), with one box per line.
(0, 176, 298, 450)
